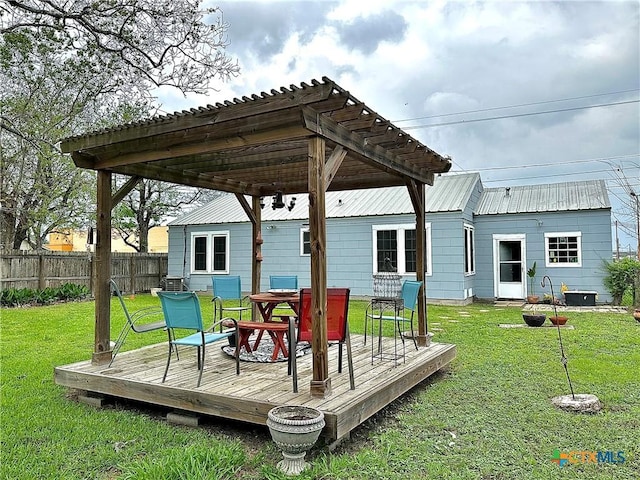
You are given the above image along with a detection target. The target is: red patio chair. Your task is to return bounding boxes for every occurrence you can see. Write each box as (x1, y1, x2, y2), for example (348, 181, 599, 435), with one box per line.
(291, 287, 355, 392)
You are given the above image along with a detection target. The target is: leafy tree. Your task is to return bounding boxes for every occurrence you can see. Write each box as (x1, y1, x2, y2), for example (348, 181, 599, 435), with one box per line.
(112, 178, 220, 252)
(1, 0, 239, 249)
(601, 257, 640, 306)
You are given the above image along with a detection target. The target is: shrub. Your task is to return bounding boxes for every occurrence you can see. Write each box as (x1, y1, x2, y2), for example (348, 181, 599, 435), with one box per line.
(0, 283, 90, 307)
(602, 257, 640, 305)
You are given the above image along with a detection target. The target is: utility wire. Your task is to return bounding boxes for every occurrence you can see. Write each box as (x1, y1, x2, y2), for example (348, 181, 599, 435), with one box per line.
(403, 99, 639, 130)
(393, 88, 640, 123)
(468, 153, 639, 172)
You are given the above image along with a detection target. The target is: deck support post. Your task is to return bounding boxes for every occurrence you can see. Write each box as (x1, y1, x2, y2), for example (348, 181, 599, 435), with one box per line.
(93, 170, 112, 365)
(308, 136, 331, 397)
(407, 180, 429, 347)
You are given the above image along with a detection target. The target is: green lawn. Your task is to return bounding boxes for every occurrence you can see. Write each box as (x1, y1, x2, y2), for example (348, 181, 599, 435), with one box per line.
(1, 295, 638, 479)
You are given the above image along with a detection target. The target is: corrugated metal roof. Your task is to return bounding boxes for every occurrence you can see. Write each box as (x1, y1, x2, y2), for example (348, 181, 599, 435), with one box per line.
(169, 172, 481, 225)
(475, 180, 610, 215)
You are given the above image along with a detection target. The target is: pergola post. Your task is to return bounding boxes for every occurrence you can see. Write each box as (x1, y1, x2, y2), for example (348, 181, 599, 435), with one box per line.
(251, 196, 262, 318)
(234, 193, 262, 319)
(93, 170, 112, 364)
(407, 180, 429, 347)
(308, 136, 331, 397)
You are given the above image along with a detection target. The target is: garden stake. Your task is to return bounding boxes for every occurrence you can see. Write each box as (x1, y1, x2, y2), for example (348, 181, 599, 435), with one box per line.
(541, 275, 575, 399)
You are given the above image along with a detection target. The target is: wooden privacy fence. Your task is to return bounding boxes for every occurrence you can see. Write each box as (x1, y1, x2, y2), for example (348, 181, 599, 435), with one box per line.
(0, 251, 168, 294)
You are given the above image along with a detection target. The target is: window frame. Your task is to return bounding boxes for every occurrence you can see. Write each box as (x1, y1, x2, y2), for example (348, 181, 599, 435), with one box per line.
(545, 231, 582, 267)
(190, 231, 230, 274)
(464, 223, 476, 276)
(300, 227, 311, 256)
(372, 223, 431, 276)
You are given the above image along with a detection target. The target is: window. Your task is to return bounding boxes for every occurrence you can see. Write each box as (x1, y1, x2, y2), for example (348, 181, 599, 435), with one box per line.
(372, 224, 431, 275)
(191, 232, 229, 273)
(464, 224, 475, 275)
(545, 232, 582, 267)
(300, 227, 311, 256)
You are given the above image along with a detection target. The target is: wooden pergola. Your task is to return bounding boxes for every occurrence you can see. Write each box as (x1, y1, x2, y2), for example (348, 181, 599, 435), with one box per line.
(60, 77, 451, 398)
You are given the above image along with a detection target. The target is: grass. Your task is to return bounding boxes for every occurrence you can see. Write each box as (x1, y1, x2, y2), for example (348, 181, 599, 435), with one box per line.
(1, 295, 638, 479)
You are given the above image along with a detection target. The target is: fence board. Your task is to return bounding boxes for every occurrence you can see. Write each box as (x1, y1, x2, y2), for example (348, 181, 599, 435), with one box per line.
(0, 251, 167, 293)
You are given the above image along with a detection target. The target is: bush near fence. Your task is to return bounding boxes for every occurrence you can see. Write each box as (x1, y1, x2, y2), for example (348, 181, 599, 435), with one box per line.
(0, 250, 168, 294)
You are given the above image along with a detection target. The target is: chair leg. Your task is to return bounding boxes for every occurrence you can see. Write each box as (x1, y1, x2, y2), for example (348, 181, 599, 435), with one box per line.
(234, 328, 240, 375)
(410, 313, 418, 350)
(108, 324, 132, 367)
(363, 311, 368, 346)
(197, 344, 205, 388)
(345, 323, 355, 390)
(338, 343, 343, 373)
(162, 343, 173, 383)
(289, 317, 298, 393)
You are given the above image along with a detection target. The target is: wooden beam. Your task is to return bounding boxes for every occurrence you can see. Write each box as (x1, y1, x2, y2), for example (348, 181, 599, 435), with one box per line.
(301, 106, 438, 185)
(112, 162, 261, 196)
(59, 81, 339, 153)
(112, 175, 141, 207)
(93, 124, 312, 170)
(407, 180, 428, 347)
(94, 170, 112, 365)
(324, 146, 347, 188)
(308, 136, 331, 397)
(235, 193, 257, 225)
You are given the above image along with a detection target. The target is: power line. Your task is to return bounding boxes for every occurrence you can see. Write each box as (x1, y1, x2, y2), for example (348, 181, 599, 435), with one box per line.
(393, 88, 640, 123)
(402, 99, 639, 130)
(468, 153, 639, 172)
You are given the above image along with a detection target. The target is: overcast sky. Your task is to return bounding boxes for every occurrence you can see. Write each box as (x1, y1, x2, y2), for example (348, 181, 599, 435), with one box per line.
(158, 0, 640, 250)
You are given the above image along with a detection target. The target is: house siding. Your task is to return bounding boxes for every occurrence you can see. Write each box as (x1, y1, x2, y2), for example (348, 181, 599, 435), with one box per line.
(474, 209, 612, 302)
(166, 175, 612, 304)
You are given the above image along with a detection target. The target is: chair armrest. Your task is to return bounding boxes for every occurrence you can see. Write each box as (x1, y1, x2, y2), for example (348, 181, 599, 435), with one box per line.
(211, 317, 238, 334)
(129, 306, 164, 324)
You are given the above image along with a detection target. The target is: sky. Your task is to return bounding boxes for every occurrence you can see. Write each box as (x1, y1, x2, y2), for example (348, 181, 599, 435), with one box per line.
(156, 0, 640, 251)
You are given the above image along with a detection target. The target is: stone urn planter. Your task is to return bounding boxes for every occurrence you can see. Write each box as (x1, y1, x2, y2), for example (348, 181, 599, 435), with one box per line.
(267, 405, 325, 475)
(522, 313, 546, 327)
(549, 315, 569, 326)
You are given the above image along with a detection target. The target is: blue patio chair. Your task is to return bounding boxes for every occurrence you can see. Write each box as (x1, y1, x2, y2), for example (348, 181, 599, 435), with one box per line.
(364, 280, 422, 350)
(269, 275, 299, 317)
(157, 291, 239, 387)
(269, 275, 299, 290)
(108, 279, 165, 367)
(211, 275, 251, 322)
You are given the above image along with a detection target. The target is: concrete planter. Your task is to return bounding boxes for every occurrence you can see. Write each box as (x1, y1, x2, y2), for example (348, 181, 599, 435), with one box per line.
(267, 405, 325, 475)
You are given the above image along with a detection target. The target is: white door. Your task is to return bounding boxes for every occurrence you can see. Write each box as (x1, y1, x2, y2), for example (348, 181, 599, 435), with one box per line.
(493, 234, 526, 299)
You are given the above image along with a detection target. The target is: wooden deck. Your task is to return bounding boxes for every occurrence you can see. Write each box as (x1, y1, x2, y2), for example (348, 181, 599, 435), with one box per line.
(54, 334, 456, 442)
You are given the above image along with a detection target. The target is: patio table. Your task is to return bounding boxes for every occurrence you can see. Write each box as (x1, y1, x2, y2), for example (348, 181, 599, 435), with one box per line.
(236, 291, 300, 360)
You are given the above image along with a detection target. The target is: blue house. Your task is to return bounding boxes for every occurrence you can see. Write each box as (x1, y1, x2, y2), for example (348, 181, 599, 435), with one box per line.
(167, 172, 612, 304)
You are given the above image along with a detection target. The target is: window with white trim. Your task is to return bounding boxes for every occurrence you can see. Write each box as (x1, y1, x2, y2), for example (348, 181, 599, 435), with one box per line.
(464, 224, 475, 275)
(300, 227, 310, 256)
(545, 232, 582, 267)
(372, 224, 431, 275)
(191, 231, 229, 273)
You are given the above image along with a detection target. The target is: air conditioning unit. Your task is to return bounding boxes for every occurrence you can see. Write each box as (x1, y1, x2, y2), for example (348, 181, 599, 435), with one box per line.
(164, 277, 184, 292)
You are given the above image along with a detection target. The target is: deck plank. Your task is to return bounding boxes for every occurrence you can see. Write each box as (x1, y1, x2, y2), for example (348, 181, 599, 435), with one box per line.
(54, 334, 455, 441)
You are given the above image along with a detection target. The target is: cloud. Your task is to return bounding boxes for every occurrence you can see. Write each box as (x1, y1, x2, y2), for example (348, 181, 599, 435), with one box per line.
(158, 0, 639, 246)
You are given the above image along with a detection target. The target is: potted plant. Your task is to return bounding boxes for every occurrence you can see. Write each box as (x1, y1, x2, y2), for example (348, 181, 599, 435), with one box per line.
(526, 262, 539, 304)
(522, 309, 546, 327)
(267, 405, 325, 475)
(549, 315, 569, 326)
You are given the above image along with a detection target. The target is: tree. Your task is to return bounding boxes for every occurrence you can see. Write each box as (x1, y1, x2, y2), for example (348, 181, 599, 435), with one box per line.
(1, 0, 239, 249)
(112, 178, 220, 252)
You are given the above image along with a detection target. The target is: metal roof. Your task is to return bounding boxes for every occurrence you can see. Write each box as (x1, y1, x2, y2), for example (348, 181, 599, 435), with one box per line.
(474, 179, 610, 215)
(170, 172, 481, 225)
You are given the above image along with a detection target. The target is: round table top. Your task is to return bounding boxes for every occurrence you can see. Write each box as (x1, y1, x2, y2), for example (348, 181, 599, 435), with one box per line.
(249, 292, 299, 302)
